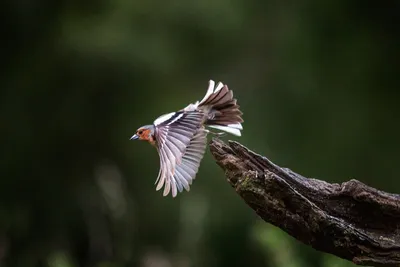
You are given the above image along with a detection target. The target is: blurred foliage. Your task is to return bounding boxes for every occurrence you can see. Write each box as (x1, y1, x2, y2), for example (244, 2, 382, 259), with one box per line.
(1, 0, 399, 266)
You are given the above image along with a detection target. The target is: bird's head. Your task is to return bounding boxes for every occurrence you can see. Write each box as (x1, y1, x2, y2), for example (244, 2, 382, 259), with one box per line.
(130, 125, 155, 143)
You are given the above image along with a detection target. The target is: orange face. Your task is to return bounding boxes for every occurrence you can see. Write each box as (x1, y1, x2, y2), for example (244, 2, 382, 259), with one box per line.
(136, 128, 149, 140)
(135, 128, 155, 145)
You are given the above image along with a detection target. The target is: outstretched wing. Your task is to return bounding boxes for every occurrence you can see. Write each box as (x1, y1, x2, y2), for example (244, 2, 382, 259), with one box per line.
(154, 110, 207, 197)
(170, 127, 208, 195)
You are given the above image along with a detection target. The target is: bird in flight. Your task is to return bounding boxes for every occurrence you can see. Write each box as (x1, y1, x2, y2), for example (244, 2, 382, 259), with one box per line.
(130, 80, 243, 197)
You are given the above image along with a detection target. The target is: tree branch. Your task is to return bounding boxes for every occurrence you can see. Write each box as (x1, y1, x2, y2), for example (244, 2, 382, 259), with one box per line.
(209, 138, 400, 267)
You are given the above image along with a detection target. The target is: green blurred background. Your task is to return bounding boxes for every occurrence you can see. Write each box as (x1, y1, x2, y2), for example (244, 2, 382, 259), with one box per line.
(1, 0, 399, 266)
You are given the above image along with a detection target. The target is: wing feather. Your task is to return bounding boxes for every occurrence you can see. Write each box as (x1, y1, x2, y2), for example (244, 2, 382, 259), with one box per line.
(168, 132, 191, 145)
(155, 147, 168, 190)
(181, 158, 198, 169)
(154, 111, 207, 197)
(175, 168, 190, 191)
(173, 170, 185, 192)
(171, 128, 208, 190)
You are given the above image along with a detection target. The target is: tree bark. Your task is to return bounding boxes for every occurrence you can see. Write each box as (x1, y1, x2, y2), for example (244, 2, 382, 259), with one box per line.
(209, 138, 400, 267)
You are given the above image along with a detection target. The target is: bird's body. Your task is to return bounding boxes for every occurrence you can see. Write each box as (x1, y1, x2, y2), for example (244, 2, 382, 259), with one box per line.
(131, 80, 243, 197)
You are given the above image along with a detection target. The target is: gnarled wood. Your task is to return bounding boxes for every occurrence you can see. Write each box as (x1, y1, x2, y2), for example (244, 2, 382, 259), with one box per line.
(209, 138, 400, 267)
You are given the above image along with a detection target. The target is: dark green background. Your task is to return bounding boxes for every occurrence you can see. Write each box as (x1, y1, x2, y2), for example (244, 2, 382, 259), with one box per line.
(1, 0, 399, 266)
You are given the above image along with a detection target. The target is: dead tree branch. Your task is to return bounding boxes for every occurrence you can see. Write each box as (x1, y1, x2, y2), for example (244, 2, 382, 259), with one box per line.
(209, 138, 400, 267)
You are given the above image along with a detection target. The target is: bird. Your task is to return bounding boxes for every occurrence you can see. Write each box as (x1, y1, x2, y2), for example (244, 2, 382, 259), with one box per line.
(130, 80, 243, 197)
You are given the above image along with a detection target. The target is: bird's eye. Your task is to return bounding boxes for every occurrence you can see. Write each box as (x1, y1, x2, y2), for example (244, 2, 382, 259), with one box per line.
(138, 130, 143, 135)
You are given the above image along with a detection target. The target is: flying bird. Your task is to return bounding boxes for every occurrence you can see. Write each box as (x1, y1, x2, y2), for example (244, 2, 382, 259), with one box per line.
(130, 80, 243, 197)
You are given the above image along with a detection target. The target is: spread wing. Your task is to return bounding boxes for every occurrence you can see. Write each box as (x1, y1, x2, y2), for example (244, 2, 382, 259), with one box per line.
(154, 111, 208, 197)
(171, 128, 208, 195)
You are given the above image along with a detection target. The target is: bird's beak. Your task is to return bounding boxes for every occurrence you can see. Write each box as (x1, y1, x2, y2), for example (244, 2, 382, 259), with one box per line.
(130, 134, 139, 140)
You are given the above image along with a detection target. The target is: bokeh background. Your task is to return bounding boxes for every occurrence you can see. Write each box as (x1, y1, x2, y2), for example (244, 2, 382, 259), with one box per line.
(1, 0, 399, 266)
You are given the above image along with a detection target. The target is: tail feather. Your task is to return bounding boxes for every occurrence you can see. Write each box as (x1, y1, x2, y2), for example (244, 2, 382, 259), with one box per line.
(207, 125, 241, 136)
(214, 99, 237, 109)
(199, 80, 243, 136)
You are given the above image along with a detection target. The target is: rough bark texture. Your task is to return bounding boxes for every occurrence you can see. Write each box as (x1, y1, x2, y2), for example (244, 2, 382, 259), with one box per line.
(209, 138, 400, 267)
